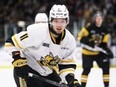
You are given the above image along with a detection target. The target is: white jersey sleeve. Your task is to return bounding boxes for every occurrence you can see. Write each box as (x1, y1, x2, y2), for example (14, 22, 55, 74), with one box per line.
(27, 24, 48, 47)
(11, 31, 29, 49)
(4, 42, 20, 56)
(4, 36, 26, 58)
(11, 24, 48, 49)
(11, 24, 53, 76)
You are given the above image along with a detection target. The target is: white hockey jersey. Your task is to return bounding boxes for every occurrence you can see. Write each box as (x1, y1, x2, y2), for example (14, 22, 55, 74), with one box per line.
(5, 23, 76, 83)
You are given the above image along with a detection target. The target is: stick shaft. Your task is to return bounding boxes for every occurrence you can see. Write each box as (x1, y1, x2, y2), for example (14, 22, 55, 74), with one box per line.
(28, 73, 64, 87)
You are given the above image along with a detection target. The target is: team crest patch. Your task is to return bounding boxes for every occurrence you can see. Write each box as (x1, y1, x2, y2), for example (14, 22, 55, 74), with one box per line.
(40, 52, 60, 66)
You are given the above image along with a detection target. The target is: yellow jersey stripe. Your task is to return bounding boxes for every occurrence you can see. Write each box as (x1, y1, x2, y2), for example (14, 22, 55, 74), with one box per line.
(19, 77, 25, 87)
(82, 49, 99, 55)
(60, 60, 76, 64)
(20, 35, 28, 41)
(103, 74, 109, 77)
(78, 27, 89, 42)
(81, 75, 88, 78)
(78, 27, 89, 37)
(81, 80, 87, 83)
(59, 68, 75, 75)
(103, 34, 109, 43)
(20, 33, 28, 39)
(50, 32, 56, 43)
(12, 35, 22, 49)
(20, 33, 28, 41)
(103, 80, 109, 82)
(4, 43, 14, 47)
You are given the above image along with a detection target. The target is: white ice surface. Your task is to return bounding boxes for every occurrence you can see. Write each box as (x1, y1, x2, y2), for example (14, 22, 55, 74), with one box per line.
(0, 47, 116, 87)
(0, 68, 116, 87)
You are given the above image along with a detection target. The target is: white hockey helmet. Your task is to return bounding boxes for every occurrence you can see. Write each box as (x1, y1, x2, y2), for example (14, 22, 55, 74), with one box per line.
(35, 13, 48, 23)
(49, 4, 69, 24)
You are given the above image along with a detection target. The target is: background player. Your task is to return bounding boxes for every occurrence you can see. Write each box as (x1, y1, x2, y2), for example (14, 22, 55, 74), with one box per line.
(77, 11, 113, 87)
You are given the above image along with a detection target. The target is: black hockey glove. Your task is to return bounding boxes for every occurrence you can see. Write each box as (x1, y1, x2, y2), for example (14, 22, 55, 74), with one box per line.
(66, 73, 81, 87)
(67, 79, 81, 87)
(99, 48, 114, 59)
(46, 69, 61, 82)
(104, 48, 114, 59)
(12, 51, 28, 78)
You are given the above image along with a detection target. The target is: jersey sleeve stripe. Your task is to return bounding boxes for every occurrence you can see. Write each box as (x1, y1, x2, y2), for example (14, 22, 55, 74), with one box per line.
(20, 33, 28, 41)
(59, 59, 76, 64)
(59, 68, 75, 75)
(103, 34, 109, 43)
(12, 34, 22, 49)
(82, 48, 99, 55)
(78, 27, 89, 41)
(4, 43, 14, 47)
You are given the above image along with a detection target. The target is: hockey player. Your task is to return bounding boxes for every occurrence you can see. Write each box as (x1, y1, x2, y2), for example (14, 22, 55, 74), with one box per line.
(77, 11, 114, 87)
(5, 4, 81, 87)
(5, 13, 48, 87)
(35, 13, 48, 24)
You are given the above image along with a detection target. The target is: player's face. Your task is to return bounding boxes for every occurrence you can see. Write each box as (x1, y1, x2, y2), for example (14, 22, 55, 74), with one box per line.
(51, 18, 67, 34)
(95, 16, 103, 27)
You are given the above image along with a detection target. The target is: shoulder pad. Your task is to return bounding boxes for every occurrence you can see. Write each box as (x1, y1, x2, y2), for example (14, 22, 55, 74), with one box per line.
(27, 23, 49, 47)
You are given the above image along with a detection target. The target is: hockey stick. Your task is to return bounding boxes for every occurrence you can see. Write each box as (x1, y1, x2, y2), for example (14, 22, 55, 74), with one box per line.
(82, 44, 107, 54)
(28, 73, 68, 87)
(94, 46, 107, 54)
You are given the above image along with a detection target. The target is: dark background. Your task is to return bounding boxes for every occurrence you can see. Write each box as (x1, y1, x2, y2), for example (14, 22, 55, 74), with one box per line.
(0, 0, 116, 47)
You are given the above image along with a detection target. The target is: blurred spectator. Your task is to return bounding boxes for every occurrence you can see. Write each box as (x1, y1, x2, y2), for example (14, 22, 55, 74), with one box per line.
(0, 0, 116, 47)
